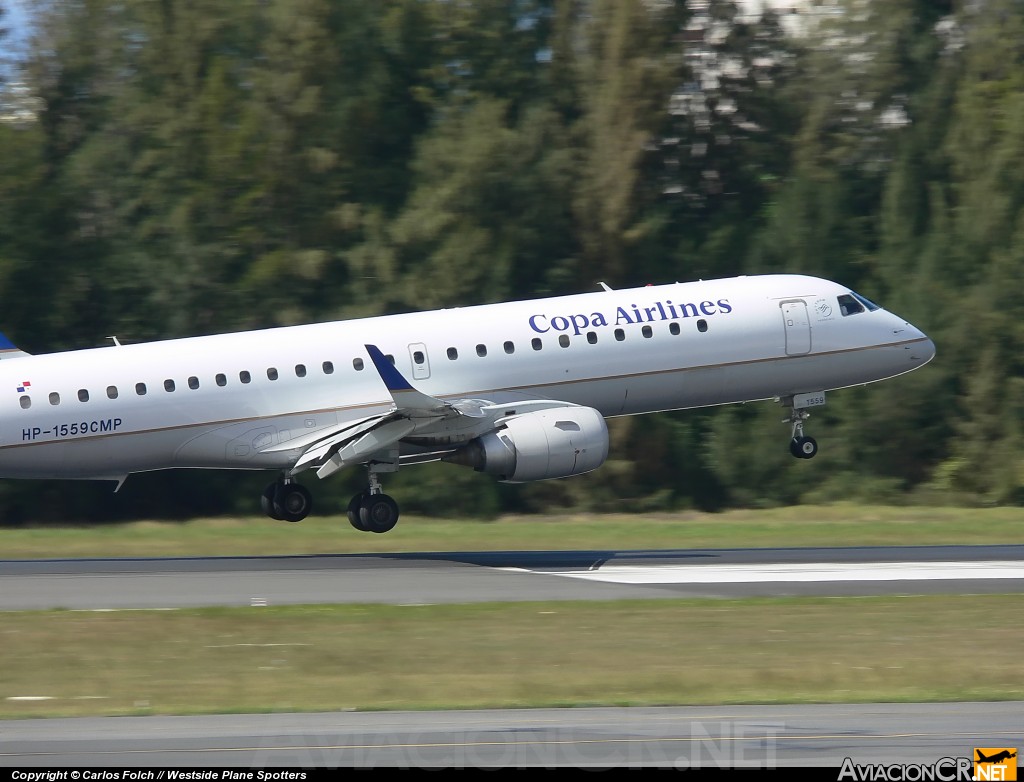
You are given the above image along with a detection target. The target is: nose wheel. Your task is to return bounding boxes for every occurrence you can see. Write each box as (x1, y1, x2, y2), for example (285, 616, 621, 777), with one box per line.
(790, 435, 818, 459)
(783, 404, 818, 459)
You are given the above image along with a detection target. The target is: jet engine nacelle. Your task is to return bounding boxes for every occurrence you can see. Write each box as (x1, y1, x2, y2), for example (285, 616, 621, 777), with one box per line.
(445, 406, 609, 483)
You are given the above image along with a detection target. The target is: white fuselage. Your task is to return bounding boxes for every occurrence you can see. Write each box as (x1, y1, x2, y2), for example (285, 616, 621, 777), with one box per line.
(0, 274, 934, 481)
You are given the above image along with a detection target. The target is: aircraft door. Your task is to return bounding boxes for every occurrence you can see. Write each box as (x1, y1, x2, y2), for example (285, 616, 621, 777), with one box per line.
(781, 300, 811, 355)
(409, 343, 431, 380)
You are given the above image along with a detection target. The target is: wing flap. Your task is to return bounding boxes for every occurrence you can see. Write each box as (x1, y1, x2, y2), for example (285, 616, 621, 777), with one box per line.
(262, 412, 388, 455)
(292, 414, 406, 472)
(314, 418, 418, 479)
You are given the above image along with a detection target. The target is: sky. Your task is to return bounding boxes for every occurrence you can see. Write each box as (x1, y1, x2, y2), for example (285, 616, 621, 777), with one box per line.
(1, 0, 31, 55)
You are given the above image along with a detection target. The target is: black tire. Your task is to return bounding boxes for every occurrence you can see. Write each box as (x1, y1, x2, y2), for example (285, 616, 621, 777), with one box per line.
(792, 436, 818, 459)
(348, 493, 369, 531)
(261, 483, 283, 520)
(359, 493, 400, 534)
(273, 483, 312, 522)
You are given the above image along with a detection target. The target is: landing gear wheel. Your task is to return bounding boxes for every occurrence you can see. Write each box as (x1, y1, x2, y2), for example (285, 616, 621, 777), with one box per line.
(273, 483, 312, 522)
(261, 483, 283, 520)
(790, 436, 818, 459)
(348, 492, 369, 531)
(359, 493, 400, 534)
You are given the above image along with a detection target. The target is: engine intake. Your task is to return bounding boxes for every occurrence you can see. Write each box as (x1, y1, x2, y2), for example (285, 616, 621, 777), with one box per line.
(444, 406, 609, 483)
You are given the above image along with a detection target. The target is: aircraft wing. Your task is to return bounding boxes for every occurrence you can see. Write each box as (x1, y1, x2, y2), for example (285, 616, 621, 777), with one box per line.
(269, 345, 464, 479)
(362, 344, 454, 415)
(270, 344, 579, 481)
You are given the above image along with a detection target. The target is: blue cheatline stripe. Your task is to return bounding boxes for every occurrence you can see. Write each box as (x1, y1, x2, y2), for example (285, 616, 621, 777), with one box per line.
(364, 344, 414, 391)
(0, 332, 19, 350)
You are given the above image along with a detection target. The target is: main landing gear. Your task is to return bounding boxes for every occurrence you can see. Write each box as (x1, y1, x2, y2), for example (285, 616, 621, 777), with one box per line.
(261, 465, 401, 533)
(347, 469, 400, 534)
(261, 479, 313, 522)
(784, 404, 818, 460)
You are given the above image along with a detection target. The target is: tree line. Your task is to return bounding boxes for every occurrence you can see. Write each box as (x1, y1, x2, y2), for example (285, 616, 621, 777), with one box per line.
(0, 0, 1020, 523)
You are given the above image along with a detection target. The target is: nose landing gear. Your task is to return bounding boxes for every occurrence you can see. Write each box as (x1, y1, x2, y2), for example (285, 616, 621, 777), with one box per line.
(783, 400, 818, 460)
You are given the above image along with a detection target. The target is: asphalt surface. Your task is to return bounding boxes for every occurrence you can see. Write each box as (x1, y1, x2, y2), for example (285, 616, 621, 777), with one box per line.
(2, 545, 1024, 609)
(1, 702, 1021, 768)
(2, 545, 1022, 768)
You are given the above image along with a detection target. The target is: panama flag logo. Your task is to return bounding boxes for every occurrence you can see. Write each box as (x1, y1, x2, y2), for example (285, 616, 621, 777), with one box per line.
(16, 381, 30, 393)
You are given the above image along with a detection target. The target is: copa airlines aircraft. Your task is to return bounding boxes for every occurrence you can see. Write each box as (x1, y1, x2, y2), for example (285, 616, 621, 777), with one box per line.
(0, 274, 934, 532)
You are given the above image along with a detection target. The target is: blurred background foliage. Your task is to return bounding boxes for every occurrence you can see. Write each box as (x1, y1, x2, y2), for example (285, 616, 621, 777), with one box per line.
(0, 0, 1021, 523)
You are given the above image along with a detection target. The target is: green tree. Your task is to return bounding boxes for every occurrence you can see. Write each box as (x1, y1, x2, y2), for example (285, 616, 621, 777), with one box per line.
(569, 0, 685, 287)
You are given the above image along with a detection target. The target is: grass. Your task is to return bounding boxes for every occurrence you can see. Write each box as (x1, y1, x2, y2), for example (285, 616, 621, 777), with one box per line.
(1, 504, 1023, 559)
(1, 505, 1021, 719)
(1, 595, 1022, 719)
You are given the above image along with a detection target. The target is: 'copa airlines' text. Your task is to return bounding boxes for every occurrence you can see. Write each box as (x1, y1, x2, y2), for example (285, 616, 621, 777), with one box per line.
(529, 298, 733, 336)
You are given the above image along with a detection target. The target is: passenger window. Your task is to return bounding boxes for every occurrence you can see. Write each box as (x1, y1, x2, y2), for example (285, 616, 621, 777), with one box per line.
(164, 380, 175, 392)
(49, 392, 60, 406)
(352, 358, 364, 371)
(19, 396, 30, 409)
(135, 383, 147, 396)
(295, 364, 307, 378)
(385, 354, 395, 365)
(586, 332, 598, 344)
(322, 361, 334, 375)
(267, 368, 279, 381)
(614, 328, 625, 341)
(503, 341, 515, 355)
(558, 335, 570, 348)
(78, 389, 90, 402)
(107, 385, 118, 399)
(447, 347, 459, 360)
(531, 338, 542, 351)
(413, 351, 425, 365)
(697, 319, 708, 333)
(476, 344, 487, 357)
(215, 373, 227, 387)
(239, 371, 251, 384)
(642, 325, 653, 338)
(188, 376, 200, 390)
(669, 322, 680, 336)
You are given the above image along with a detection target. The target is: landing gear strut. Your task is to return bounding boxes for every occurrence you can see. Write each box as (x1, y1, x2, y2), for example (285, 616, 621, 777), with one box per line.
(783, 402, 818, 460)
(347, 467, 400, 533)
(261, 479, 313, 522)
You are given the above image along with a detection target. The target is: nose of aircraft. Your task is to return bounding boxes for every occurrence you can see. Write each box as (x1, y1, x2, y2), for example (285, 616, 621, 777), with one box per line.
(907, 323, 936, 365)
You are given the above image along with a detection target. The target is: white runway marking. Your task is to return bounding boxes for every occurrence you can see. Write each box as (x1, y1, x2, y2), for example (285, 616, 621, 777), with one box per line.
(535, 561, 1024, 585)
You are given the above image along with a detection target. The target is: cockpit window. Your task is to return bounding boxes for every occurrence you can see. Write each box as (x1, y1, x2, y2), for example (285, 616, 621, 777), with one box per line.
(853, 292, 880, 311)
(838, 292, 880, 316)
(837, 294, 863, 316)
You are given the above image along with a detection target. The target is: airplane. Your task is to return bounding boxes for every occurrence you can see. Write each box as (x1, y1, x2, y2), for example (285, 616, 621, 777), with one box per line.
(976, 750, 1016, 764)
(0, 274, 935, 532)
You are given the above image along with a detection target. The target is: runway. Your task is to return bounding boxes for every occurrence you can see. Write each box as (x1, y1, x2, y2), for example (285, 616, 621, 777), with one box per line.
(1, 544, 1023, 610)
(2, 702, 1021, 767)
(2, 545, 1022, 768)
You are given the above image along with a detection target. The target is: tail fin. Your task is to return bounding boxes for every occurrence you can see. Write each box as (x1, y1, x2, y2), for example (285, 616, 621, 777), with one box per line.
(0, 331, 31, 360)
